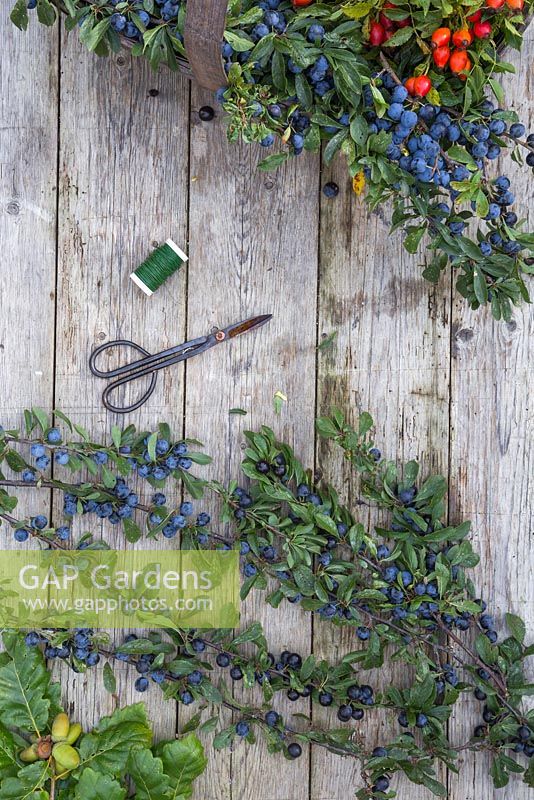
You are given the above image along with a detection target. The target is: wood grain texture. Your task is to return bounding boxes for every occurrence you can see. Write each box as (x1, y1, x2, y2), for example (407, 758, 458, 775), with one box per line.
(184, 0, 228, 89)
(447, 25, 534, 800)
(0, 11, 58, 559)
(313, 160, 451, 799)
(53, 29, 190, 739)
(0, 13, 58, 421)
(185, 85, 320, 800)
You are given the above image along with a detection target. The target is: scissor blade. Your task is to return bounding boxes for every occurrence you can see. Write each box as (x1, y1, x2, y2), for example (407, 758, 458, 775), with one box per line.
(225, 314, 273, 339)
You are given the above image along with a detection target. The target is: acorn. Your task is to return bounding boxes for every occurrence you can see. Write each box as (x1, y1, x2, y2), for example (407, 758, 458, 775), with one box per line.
(65, 722, 82, 745)
(51, 713, 70, 742)
(52, 743, 80, 773)
(20, 744, 39, 763)
(36, 737, 52, 759)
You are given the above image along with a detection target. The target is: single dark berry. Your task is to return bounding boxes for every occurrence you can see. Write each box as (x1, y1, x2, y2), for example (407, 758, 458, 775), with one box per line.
(236, 720, 250, 737)
(180, 690, 194, 705)
(265, 710, 279, 727)
(337, 704, 353, 722)
(373, 776, 390, 793)
(323, 181, 339, 198)
(199, 105, 215, 121)
(230, 666, 243, 680)
(287, 688, 300, 701)
(398, 711, 409, 727)
(351, 708, 364, 720)
(216, 652, 231, 668)
(287, 742, 302, 759)
(318, 691, 333, 706)
(347, 684, 361, 701)
(135, 677, 149, 692)
(518, 725, 531, 741)
(372, 747, 388, 758)
(287, 653, 302, 669)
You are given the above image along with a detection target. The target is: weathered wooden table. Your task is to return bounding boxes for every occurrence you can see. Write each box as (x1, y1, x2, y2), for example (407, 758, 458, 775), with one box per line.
(1, 9, 532, 799)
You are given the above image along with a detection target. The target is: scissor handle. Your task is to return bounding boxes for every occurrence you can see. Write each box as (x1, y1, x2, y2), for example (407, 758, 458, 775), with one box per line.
(89, 339, 152, 379)
(89, 339, 158, 414)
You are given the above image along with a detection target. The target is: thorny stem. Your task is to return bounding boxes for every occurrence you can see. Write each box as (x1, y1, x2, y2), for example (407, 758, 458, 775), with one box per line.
(0, 512, 66, 550)
(90, 639, 494, 765)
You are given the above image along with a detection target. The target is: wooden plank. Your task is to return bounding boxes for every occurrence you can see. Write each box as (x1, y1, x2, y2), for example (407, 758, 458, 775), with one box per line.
(447, 27, 534, 800)
(0, 14, 58, 548)
(313, 164, 452, 798)
(0, 16, 58, 426)
(54, 33, 190, 740)
(185, 85, 320, 800)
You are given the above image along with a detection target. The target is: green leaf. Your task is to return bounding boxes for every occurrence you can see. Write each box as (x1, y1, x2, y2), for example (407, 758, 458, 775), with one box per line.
(271, 50, 286, 91)
(111, 426, 122, 450)
(473, 267, 488, 305)
(524, 757, 534, 787)
(258, 153, 289, 172)
(295, 74, 312, 110)
(358, 412, 373, 436)
(447, 145, 477, 169)
(231, 622, 264, 646)
(341, 1, 374, 19)
(488, 77, 505, 105)
(292, 564, 316, 596)
(505, 612, 526, 644)
(409, 673, 436, 710)
(79, 17, 111, 52)
(475, 190, 489, 219)
(316, 416, 339, 438)
(300, 654, 316, 682)
(78, 704, 152, 776)
(403, 225, 426, 254)
(0, 723, 19, 776)
(213, 727, 235, 750)
(419, 773, 447, 797)
(350, 115, 368, 147)
(180, 710, 203, 734)
(5, 450, 27, 472)
(147, 432, 158, 463)
(10, 0, 29, 31)
(490, 755, 510, 789)
(102, 465, 116, 489)
(317, 331, 337, 351)
(36, 0, 56, 26)
(324, 129, 348, 165)
(382, 26, 413, 47)
(123, 518, 142, 543)
(74, 769, 126, 800)
(229, 408, 247, 415)
(127, 748, 169, 800)
(153, 735, 207, 798)
(0, 762, 50, 800)
(103, 663, 117, 694)
(223, 30, 254, 52)
(0, 634, 60, 735)
(475, 633, 497, 665)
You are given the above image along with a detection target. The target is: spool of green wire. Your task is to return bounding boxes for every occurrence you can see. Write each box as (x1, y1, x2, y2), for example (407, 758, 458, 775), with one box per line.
(130, 239, 188, 296)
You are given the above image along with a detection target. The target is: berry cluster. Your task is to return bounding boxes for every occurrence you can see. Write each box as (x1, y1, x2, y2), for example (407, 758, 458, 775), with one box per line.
(25, 628, 101, 668)
(368, 1, 410, 46)
(0, 409, 211, 547)
(16, 0, 534, 316)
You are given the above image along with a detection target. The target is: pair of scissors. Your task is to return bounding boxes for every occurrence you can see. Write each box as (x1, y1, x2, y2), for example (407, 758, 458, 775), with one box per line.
(89, 314, 272, 413)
